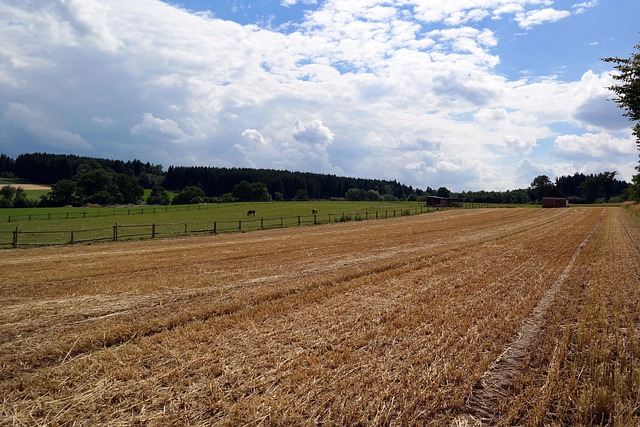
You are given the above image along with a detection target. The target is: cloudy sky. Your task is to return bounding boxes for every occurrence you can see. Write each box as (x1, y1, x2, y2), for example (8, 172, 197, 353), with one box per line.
(1, 0, 638, 191)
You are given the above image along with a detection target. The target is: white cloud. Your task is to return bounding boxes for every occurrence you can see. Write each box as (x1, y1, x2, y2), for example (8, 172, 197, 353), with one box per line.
(292, 120, 334, 146)
(58, 0, 122, 52)
(242, 129, 267, 145)
(515, 8, 571, 29)
(130, 113, 190, 144)
(281, 0, 317, 6)
(572, 1, 598, 14)
(553, 132, 636, 160)
(501, 135, 538, 154)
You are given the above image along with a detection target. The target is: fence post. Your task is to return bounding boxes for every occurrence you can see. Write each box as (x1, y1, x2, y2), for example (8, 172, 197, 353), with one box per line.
(261, 218, 264, 229)
(298, 216, 301, 226)
(70, 230, 74, 244)
(314, 214, 317, 225)
(280, 217, 283, 228)
(213, 221, 217, 234)
(238, 220, 242, 231)
(152, 224, 156, 239)
(113, 223, 118, 241)
(12, 227, 18, 248)
(184, 223, 188, 236)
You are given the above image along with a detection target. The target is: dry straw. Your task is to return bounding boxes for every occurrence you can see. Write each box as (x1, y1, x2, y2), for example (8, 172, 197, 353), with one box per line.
(1, 207, 638, 425)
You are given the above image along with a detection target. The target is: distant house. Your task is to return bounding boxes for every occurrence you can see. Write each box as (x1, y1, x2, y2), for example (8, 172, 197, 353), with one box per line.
(542, 188, 569, 208)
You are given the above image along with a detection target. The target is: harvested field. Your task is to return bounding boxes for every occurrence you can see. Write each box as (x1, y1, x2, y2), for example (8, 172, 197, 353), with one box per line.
(1, 207, 639, 426)
(0, 183, 51, 191)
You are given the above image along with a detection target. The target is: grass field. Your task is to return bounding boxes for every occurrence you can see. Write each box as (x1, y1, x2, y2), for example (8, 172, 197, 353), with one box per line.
(1, 207, 638, 425)
(0, 200, 429, 247)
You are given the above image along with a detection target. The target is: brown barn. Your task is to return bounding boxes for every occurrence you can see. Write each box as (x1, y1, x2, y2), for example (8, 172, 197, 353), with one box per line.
(426, 196, 462, 208)
(542, 188, 569, 208)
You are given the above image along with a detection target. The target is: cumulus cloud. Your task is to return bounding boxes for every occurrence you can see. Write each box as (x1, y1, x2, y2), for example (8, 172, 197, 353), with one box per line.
(501, 136, 538, 154)
(571, 71, 630, 131)
(574, 95, 631, 131)
(515, 8, 572, 29)
(242, 129, 267, 145)
(553, 132, 636, 160)
(292, 120, 334, 146)
(130, 113, 190, 144)
(59, 0, 122, 52)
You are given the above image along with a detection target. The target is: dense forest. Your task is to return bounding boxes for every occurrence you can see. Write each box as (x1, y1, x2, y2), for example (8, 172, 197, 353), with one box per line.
(163, 165, 422, 200)
(0, 152, 632, 207)
(4, 153, 163, 188)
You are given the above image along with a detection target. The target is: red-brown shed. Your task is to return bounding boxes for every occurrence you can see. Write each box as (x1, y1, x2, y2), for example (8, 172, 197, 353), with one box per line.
(542, 188, 569, 208)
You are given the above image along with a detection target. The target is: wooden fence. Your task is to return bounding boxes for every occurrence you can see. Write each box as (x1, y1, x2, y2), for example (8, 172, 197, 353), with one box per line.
(3, 204, 487, 249)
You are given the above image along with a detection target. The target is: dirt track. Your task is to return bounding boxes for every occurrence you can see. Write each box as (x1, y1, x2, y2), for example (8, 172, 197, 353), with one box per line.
(1, 207, 638, 425)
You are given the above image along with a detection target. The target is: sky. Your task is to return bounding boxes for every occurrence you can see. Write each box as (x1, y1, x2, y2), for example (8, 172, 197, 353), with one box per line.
(0, 0, 638, 191)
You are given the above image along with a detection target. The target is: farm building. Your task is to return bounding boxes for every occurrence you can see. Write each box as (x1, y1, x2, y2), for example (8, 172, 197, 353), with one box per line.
(542, 188, 569, 208)
(426, 196, 462, 208)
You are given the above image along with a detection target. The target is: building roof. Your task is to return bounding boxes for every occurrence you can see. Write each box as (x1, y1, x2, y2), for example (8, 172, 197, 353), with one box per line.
(543, 187, 568, 199)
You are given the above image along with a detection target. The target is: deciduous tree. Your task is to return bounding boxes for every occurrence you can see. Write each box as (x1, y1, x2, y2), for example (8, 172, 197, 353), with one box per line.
(146, 186, 171, 205)
(604, 42, 640, 201)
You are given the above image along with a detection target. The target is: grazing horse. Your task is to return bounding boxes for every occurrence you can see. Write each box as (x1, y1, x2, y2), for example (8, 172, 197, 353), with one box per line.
(312, 209, 317, 215)
(247, 210, 256, 216)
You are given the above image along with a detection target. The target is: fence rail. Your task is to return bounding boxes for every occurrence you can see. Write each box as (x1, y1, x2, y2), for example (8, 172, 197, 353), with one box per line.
(3, 204, 488, 249)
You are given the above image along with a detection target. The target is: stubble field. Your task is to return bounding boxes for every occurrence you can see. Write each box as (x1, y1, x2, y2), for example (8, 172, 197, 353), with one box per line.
(1, 207, 639, 426)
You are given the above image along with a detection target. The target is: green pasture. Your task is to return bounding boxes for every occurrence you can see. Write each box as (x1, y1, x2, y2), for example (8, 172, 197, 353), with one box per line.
(0, 178, 50, 202)
(0, 200, 429, 248)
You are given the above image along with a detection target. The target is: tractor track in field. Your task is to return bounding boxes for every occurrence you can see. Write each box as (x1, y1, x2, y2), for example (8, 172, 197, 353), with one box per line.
(452, 210, 605, 426)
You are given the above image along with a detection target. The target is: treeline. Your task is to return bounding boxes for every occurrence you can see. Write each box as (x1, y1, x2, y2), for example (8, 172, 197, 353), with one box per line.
(163, 166, 423, 200)
(0, 153, 164, 207)
(555, 172, 628, 203)
(0, 152, 428, 206)
(4, 153, 164, 188)
(0, 152, 632, 207)
(455, 172, 629, 204)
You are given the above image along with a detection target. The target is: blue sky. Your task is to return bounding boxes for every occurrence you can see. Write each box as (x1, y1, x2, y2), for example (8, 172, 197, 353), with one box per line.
(0, 0, 638, 191)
